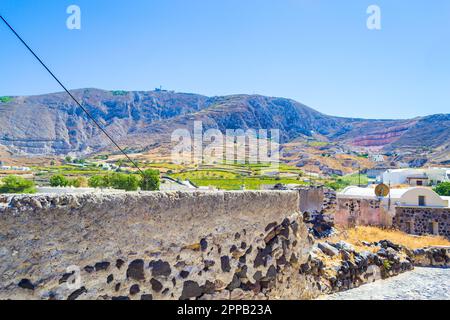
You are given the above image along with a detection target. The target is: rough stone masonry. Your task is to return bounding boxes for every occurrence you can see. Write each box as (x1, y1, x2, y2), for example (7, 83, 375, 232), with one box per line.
(0, 191, 317, 300)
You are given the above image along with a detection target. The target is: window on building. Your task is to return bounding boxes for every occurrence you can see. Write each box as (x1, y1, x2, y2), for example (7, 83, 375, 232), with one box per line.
(418, 196, 426, 206)
(416, 180, 423, 186)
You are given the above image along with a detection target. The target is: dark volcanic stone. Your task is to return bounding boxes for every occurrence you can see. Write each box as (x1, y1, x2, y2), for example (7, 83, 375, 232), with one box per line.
(107, 274, 114, 284)
(115, 283, 121, 292)
(149, 260, 172, 277)
(226, 274, 241, 291)
(276, 255, 287, 266)
(18, 279, 35, 290)
(265, 265, 277, 281)
(253, 271, 263, 281)
(180, 270, 190, 279)
(116, 259, 125, 269)
(200, 238, 208, 251)
(94, 261, 110, 271)
(130, 284, 140, 295)
(265, 222, 277, 232)
(150, 278, 163, 292)
(180, 281, 202, 300)
(221, 256, 231, 272)
(59, 271, 75, 284)
(84, 265, 94, 273)
(126, 259, 145, 281)
(112, 296, 130, 300)
(141, 294, 153, 300)
(203, 260, 215, 271)
(67, 287, 87, 300)
(201, 280, 216, 294)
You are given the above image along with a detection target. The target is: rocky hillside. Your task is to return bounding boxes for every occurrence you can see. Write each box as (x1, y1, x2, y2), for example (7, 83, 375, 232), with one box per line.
(0, 89, 448, 161)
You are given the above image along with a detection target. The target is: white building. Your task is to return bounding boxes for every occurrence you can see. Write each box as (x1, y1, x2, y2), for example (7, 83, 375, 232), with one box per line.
(369, 154, 385, 162)
(382, 168, 450, 186)
(0, 166, 31, 171)
(339, 186, 449, 208)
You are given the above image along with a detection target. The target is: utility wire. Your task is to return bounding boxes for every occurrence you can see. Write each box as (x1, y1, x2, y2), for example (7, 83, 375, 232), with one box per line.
(0, 15, 145, 176)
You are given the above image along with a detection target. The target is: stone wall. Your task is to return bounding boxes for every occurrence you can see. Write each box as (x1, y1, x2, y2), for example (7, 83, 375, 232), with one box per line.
(335, 197, 393, 227)
(393, 207, 450, 239)
(0, 191, 316, 300)
(298, 187, 324, 213)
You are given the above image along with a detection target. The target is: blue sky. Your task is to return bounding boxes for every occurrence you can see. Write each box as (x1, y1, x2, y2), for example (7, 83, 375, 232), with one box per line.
(1, 0, 449, 119)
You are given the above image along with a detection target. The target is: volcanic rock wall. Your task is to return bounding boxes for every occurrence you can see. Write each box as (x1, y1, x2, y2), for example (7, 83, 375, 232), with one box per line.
(394, 206, 450, 239)
(0, 191, 316, 300)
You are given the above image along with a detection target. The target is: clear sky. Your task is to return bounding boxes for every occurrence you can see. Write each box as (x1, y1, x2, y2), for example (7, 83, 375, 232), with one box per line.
(1, 0, 449, 119)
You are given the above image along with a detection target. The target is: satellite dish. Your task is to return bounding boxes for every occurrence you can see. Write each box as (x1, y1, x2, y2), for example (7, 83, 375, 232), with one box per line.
(375, 183, 390, 197)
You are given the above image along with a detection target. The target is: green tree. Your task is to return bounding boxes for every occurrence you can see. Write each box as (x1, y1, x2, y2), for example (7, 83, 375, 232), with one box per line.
(65, 156, 72, 163)
(0, 175, 36, 194)
(88, 175, 109, 188)
(110, 173, 139, 191)
(140, 169, 160, 191)
(49, 174, 69, 187)
(434, 182, 450, 196)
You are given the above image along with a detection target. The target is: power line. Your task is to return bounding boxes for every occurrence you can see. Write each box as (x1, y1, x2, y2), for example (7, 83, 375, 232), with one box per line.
(0, 15, 144, 176)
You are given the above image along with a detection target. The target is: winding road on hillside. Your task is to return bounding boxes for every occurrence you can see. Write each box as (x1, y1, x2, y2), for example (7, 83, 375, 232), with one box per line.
(323, 267, 450, 300)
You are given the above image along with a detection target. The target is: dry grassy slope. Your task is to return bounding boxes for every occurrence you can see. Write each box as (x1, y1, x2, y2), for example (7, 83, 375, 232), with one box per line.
(327, 226, 450, 251)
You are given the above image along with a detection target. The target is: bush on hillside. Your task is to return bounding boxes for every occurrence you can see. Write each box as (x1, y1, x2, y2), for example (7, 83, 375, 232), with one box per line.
(70, 176, 88, 188)
(88, 175, 109, 188)
(0, 175, 36, 194)
(140, 169, 160, 191)
(49, 174, 69, 187)
(434, 182, 450, 196)
(88, 173, 140, 191)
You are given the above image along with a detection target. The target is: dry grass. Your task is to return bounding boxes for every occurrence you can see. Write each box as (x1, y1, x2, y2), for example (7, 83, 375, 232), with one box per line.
(327, 226, 450, 251)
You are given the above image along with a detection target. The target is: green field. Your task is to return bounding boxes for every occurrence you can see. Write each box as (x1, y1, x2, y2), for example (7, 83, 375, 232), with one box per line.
(16, 160, 314, 190)
(169, 167, 305, 190)
(340, 173, 369, 186)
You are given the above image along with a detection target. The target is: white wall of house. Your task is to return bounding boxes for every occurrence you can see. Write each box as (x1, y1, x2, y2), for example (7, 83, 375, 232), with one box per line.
(382, 168, 450, 185)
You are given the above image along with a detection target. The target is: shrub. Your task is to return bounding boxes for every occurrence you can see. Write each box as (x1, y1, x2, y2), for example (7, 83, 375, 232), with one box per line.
(110, 173, 139, 191)
(88, 175, 109, 188)
(70, 176, 88, 188)
(140, 169, 160, 191)
(0, 175, 36, 194)
(88, 173, 139, 191)
(50, 174, 69, 187)
(434, 182, 450, 196)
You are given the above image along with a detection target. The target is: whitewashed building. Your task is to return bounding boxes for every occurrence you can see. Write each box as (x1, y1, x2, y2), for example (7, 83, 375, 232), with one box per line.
(382, 168, 450, 186)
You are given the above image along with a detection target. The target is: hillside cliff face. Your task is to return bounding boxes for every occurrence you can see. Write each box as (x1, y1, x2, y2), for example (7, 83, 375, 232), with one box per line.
(0, 88, 448, 156)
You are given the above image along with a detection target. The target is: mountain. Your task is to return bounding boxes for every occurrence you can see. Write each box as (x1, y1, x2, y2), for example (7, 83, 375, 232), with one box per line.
(0, 88, 448, 166)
